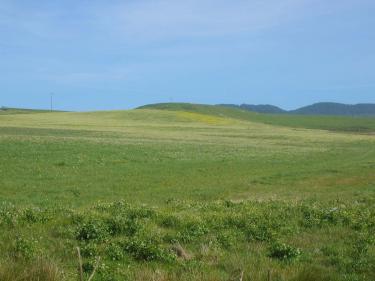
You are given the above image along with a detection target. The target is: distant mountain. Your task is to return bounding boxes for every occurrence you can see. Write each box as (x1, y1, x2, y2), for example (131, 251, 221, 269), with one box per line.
(219, 102, 375, 116)
(290, 102, 375, 116)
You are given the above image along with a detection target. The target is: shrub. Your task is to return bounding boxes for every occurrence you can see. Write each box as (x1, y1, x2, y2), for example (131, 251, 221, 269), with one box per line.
(216, 231, 238, 249)
(76, 220, 109, 241)
(268, 242, 301, 262)
(127, 207, 155, 220)
(220, 213, 247, 229)
(106, 216, 141, 236)
(0, 202, 19, 226)
(104, 202, 155, 220)
(80, 242, 98, 258)
(160, 215, 181, 228)
(300, 206, 323, 228)
(245, 223, 274, 242)
(97, 269, 118, 281)
(82, 260, 95, 273)
(123, 237, 175, 262)
(22, 207, 49, 224)
(13, 236, 39, 260)
(177, 221, 209, 243)
(106, 242, 125, 261)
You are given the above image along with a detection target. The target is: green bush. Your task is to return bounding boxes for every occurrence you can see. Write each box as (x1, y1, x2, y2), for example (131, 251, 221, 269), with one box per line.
(245, 223, 274, 242)
(127, 207, 155, 220)
(0, 202, 19, 226)
(159, 215, 181, 228)
(22, 207, 50, 224)
(268, 242, 301, 262)
(76, 219, 109, 241)
(216, 231, 238, 249)
(177, 221, 209, 243)
(102, 201, 155, 220)
(122, 237, 175, 262)
(106, 216, 141, 236)
(106, 242, 125, 261)
(13, 236, 39, 260)
(80, 242, 99, 258)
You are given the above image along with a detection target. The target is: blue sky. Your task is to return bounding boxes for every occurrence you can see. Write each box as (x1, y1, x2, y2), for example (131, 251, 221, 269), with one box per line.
(0, 0, 374, 111)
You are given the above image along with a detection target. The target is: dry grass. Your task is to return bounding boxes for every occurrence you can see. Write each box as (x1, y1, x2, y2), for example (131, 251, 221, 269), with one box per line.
(0, 259, 63, 281)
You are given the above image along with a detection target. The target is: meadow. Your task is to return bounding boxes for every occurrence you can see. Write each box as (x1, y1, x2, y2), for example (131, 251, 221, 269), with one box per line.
(0, 104, 374, 281)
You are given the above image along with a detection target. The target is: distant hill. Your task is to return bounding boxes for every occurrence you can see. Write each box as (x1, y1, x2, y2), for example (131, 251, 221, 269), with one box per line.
(219, 104, 286, 114)
(289, 102, 375, 116)
(220, 102, 375, 116)
(0, 107, 63, 115)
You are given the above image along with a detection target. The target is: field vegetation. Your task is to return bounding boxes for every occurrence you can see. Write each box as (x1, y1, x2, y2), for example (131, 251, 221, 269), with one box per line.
(0, 104, 374, 280)
(140, 103, 375, 133)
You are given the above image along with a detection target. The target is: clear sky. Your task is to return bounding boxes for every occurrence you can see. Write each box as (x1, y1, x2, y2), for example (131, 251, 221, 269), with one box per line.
(0, 0, 374, 111)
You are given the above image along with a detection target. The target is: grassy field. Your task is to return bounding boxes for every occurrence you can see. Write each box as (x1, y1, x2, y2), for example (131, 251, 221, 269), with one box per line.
(0, 106, 374, 281)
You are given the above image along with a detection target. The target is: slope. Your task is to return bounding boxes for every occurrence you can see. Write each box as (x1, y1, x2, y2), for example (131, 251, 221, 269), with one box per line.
(139, 103, 375, 133)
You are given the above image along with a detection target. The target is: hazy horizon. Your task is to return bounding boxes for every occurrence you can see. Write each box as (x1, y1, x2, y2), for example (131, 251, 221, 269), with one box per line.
(1, 1, 374, 111)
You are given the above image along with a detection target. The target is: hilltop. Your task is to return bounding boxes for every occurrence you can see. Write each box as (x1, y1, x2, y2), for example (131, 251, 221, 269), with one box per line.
(219, 102, 375, 116)
(219, 103, 286, 114)
(290, 102, 375, 116)
(0, 107, 64, 115)
(0, 107, 55, 115)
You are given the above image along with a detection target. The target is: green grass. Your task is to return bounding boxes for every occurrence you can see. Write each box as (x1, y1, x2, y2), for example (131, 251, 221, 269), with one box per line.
(0, 107, 374, 280)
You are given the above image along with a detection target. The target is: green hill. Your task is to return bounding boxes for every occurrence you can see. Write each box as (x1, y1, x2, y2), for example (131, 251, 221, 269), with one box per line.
(138, 103, 375, 133)
(220, 102, 375, 116)
(0, 107, 59, 115)
(290, 102, 375, 116)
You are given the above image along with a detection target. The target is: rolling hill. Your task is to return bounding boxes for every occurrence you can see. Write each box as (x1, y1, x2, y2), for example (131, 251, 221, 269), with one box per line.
(0, 107, 60, 115)
(290, 102, 375, 116)
(0, 106, 375, 280)
(219, 102, 375, 116)
(138, 103, 375, 133)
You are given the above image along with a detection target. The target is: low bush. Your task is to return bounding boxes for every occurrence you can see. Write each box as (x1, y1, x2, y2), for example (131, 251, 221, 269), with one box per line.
(177, 221, 209, 243)
(122, 237, 176, 262)
(76, 219, 109, 241)
(245, 222, 274, 242)
(159, 215, 181, 228)
(0, 198, 374, 280)
(0, 202, 19, 226)
(13, 236, 39, 260)
(106, 242, 125, 261)
(268, 241, 302, 262)
(80, 242, 99, 258)
(216, 230, 238, 249)
(106, 216, 141, 236)
(21, 207, 50, 224)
